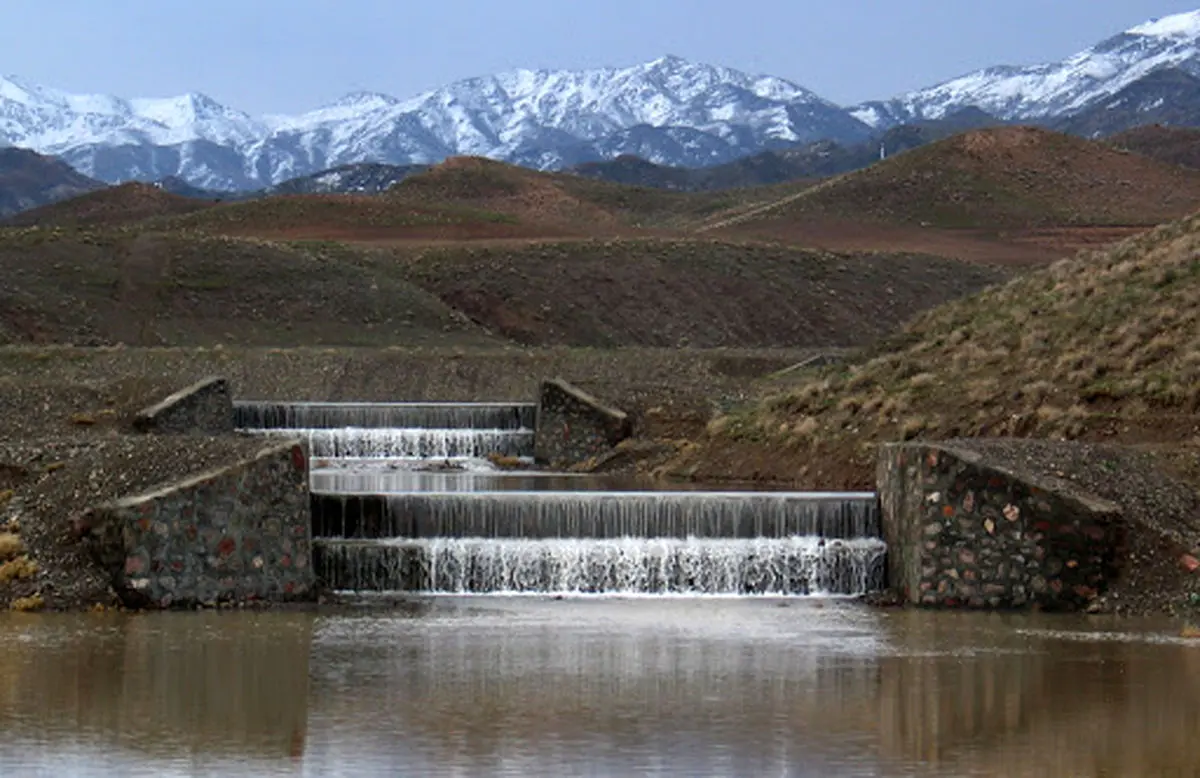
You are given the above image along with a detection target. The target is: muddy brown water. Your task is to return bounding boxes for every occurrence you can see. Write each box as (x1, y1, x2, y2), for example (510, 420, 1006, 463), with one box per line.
(0, 600, 1197, 777)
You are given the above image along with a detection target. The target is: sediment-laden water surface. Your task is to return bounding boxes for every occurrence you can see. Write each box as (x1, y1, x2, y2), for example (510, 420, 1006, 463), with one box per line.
(0, 601, 1197, 777)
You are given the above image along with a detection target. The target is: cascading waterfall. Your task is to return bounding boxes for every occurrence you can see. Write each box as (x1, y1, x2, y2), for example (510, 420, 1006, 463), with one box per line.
(310, 492, 880, 540)
(250, 427, 534, 460)
(234, 402, 535, 430)
(247, 400, 888, 598)
(314, 537, 887, 596)
(308, 470, 605, 496)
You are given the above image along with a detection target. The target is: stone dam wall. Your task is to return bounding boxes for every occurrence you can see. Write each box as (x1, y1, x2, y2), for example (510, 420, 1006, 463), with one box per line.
(877, 442, 1125, 611)
(133, 376, 234, 435)
(87, 440, 316, 608)
(106, 378, 1140, 610)
(534, 379, 632, 467)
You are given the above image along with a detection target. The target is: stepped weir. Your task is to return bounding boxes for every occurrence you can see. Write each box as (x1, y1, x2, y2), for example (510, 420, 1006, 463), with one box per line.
(238, 400, 887, 597)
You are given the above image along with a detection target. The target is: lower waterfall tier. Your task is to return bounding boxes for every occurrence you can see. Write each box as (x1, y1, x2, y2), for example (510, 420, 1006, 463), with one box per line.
(315, 536, 887, 596)
(311, 492, 880, 540)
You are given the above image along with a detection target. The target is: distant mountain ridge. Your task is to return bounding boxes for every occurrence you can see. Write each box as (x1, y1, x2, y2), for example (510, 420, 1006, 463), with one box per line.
(0, 56, 871, 190)
(852, 10, 1200, 128)
(0, 147, 103, 217)
(5, 9, 1200, 189)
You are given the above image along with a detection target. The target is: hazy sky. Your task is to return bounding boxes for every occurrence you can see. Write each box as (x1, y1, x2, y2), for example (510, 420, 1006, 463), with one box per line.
(2, 0, 1198, 114)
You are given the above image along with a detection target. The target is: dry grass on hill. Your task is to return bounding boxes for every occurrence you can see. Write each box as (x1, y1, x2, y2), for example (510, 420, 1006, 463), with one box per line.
(674, 212, 1200, 489)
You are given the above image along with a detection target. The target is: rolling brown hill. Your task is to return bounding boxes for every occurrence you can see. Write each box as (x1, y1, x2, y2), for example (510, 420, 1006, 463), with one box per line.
(0, 226, 1005, 350)
(387, 156, 622, 233)
(63, 157, 755, 242)
(399, 238, 1006, 348)
(143, 192, 539, 242)
(389, 156, 744, 232)
(707, 126, 1200, 239)
(10, 131, 1173, 267)
(37, 157, 739, 243)
(0, 229, 496, 348)
(1109, 124, 1200, 170)
(4, 182, 213, 228)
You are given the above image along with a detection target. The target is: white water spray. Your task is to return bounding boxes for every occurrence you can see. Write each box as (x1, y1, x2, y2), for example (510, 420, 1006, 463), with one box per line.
(317, 536, 887, 596)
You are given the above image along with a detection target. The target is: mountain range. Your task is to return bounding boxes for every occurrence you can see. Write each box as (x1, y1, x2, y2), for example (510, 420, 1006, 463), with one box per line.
(4, 9, 1200, 190)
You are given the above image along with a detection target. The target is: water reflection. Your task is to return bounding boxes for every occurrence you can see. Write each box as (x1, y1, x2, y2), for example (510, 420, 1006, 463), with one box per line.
(0, 604, 1198, 776)
(0, 612, 311, 776)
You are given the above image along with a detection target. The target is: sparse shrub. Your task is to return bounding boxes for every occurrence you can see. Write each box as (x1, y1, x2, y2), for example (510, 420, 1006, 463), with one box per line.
(837, 395, 864, 414)
(487, 453, 525, 470)
(0, 555, 38, 583)
(0, 533, 24, 563)
(946, 327, 970, 346)
(1019, 380, 1056, 403)
(899, 417, 927, 440)
(907, 372, 938, 391)
(844, 370, 876, 392)
(706, 416, 731, 436)
(1035, 404, 1066, 424)
(790, 416, 819, 439)
(877, 394, 911, 422)
(1055, 349, 1091, 373)
(10, 595, 44, 612)
(965, 378, 1002, 404)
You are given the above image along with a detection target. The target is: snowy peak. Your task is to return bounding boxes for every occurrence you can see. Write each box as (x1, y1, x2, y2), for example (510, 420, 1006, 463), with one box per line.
(131, 92, 230, 124)
(1130, 10, 1200, 38)
(0, 76, 264, 152)
(0, 75, 40, 105)
(325, 91, 400, 110)
(129, 92, 265, 144)
(855, 7, 1200, 128)
(243, 55, 871, 187)
(0, 74, 127, 116)
(629, 55, 817, 104)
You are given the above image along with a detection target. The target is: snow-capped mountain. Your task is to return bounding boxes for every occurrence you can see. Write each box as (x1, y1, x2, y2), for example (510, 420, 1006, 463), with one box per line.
(8, 8, 1200, 191)
(853, 9, 1200, 128)
(0, 56, 871, 190)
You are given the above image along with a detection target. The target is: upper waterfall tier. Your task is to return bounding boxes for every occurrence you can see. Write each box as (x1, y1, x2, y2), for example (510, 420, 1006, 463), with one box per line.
(234, 402, 536, 430)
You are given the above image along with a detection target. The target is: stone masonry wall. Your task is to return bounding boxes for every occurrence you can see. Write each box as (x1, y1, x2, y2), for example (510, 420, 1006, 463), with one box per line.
(88, 440, 315, 608)
(878, 442, 1125, 610)
(534, 379, 632, 467)
(133, 376, 234, 434)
